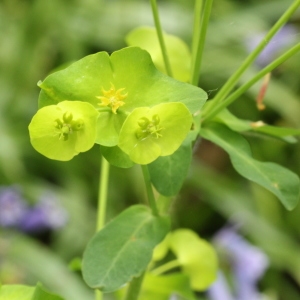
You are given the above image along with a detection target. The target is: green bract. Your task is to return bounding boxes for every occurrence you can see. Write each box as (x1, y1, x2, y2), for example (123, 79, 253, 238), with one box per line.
(29, 101, 99, 161)
(118, 102, 192, 165)
(169, 229, 218, 291)
(37, 47, 207, 147)
(126, 27, 192, 82)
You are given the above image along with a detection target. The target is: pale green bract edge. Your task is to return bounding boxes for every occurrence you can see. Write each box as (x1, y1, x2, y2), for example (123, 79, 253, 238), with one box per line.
(0, 283, 64, 300)
(169, 229, 218, 291)
(0, 285, 34, 300)
(126, 26, 191, 82)
(29, 101, 99, 161)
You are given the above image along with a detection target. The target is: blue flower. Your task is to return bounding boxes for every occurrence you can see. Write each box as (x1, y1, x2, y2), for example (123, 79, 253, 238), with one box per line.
(20, 192, 68, 233)
(207, 227, 268, 300)
(0, 186, 27, 227)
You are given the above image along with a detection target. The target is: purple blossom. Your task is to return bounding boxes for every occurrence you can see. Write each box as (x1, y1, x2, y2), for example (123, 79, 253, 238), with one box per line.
(20, 192, 68, 233)
(245, 24, 298, 67)
(0, 186, 27, 227)
(207, 227, 269, 300)
(0, 186, 68, 233)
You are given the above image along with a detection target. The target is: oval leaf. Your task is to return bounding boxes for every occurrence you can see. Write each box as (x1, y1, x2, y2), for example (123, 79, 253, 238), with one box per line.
(148, 144, 192, 196)
(200, 122, 300, 210)
(82, 205, 170, 292)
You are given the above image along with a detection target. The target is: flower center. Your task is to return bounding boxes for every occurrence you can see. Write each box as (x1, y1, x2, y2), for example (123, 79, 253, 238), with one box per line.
(96, 83, 128, 114)
(54, 112, 84, 141)
(136, 114, 163, 140)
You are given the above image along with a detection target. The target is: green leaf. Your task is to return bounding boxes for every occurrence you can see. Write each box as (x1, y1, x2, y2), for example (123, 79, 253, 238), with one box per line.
(126, 27, 191, 82)
(214, 109, 298, 143)
(37, 47, 207, 147)
(118, 102, 192, 165)
(148, 144, 192, 196)
(100, 145, 135, 168)
(200, 122, 300, 210)
(32, 283, 64, 300)
(169, 229, 218, 291)
(0, 285, 34, 300)
(29, 101, 99, 161)
(251, 123, 299, 143)
(82, 205, 170, 292)
(213, 109, 252, 132)
(140, 273, 196, 300)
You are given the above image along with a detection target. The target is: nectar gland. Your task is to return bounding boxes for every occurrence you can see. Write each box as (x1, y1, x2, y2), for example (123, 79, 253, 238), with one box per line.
(54, 112, 84, 141)
(136, 114, 163, 140)
(96, 83, 128, 114)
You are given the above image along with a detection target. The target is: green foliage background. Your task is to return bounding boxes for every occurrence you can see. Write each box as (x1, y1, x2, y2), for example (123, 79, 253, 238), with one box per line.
(1, 0, 300, 299)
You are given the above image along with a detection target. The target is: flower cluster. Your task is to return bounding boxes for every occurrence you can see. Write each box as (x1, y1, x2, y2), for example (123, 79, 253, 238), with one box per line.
(0, 186, 68, 233)
(29, 47, 207, 165)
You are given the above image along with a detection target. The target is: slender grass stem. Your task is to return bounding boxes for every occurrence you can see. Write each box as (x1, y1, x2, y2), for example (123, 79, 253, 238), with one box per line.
(141, 165, 159, 216)
(202, 42, 300, 122)
(190, 0, 203, 79)
(95, 155, 110, 300)
(202, 0, 300, 115)
(150, 0, 173, 77)
(151, 259, 181, 276)
(190, 0, 213, 86)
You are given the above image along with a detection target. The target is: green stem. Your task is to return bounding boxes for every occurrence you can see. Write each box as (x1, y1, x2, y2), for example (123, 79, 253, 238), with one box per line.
(151, 259, 181, 276)
(191, 0, 203, 63)
(150, 0, 173, 77)
(97, 156, 110, 231)
(141, 165, 159, 216)
(202, 0, 300, 112)
(123, 271, 146, 300)
(95, 156, 110, 300)
(202, 42, 300, 122)
(190, 0, 213, 86)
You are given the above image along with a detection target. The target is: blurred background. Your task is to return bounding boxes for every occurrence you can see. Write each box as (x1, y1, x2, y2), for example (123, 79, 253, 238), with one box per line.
(0, 0, 300, 299)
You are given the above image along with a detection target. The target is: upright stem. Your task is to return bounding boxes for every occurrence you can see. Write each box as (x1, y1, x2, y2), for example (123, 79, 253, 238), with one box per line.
(150, 0, 173, 77)
(95, 155, 110, 300)
(141, 165, 159, 216)
(190, 0, 203, 82)
(190, 0, 214, 86)
(97, 156, 110, 231)
(123, 271, 146, 300)
(202, 0, 300, 112)
(202, 42, 300, 122)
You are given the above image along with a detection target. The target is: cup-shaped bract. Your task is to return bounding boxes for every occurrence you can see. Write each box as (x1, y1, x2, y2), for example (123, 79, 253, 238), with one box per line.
(118, 102, 192, 165)
(37, 47, 207, 147)
(29, 101, 99, 161)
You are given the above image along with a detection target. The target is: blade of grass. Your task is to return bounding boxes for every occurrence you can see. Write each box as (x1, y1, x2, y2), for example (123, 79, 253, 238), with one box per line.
(190, 0, 214, 86)
(202, 0, 300, 114)
(150, 0, 173, 77)
(202, 42, 300, 122)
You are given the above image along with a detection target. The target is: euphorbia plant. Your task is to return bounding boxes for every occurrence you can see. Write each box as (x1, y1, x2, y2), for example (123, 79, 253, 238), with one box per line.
(12, 0, 300, 299)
